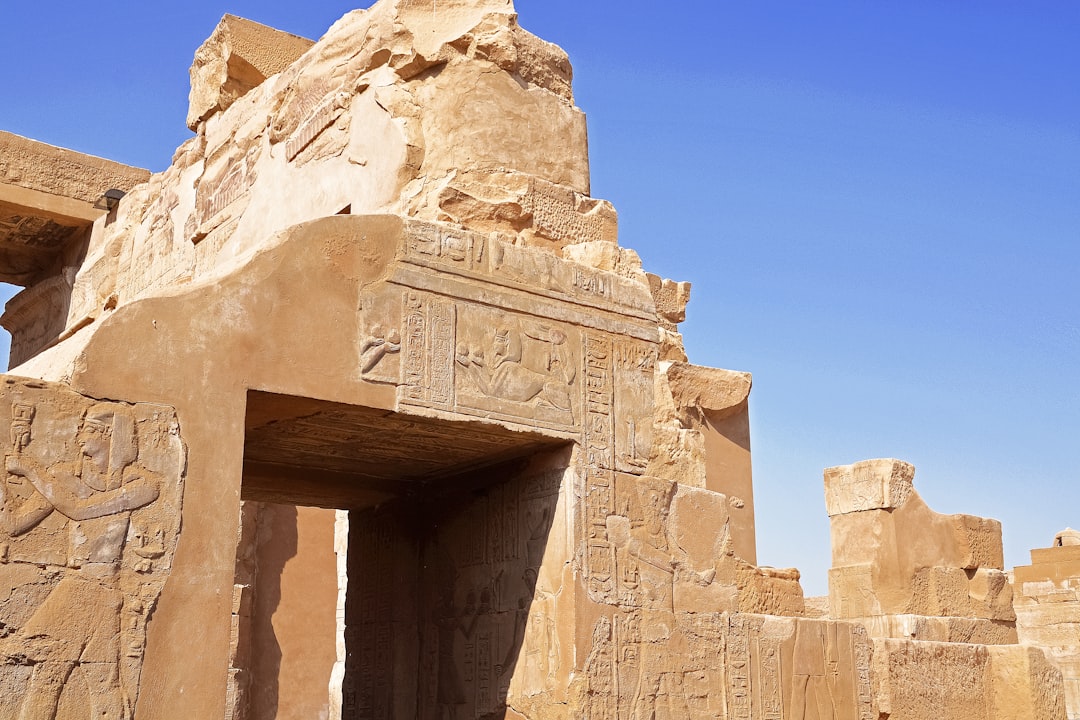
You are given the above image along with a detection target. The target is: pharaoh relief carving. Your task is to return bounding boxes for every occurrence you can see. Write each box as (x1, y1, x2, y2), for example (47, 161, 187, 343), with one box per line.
(0, 379, 185, 720)
(454, 306, 579, 430)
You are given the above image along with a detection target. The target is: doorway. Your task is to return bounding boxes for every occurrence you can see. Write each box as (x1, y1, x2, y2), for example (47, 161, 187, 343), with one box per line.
(233, 391, 569, 719)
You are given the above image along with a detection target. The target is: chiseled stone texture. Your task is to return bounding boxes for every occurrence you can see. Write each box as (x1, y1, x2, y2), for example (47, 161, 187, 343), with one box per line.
(872, 639, 1066, 720)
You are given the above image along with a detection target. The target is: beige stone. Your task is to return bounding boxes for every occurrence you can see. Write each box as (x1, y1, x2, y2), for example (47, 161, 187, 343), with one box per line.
(0, 1, 1072, 718)
(187, 15, 315, 130)
(872, 639, 1066, 720)
(826, 458, 1010, 624)
(0, 131, 148, 287)
(1015, 532, 1080, 718)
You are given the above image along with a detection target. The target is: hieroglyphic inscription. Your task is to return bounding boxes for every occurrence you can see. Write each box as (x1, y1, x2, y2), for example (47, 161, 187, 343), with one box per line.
(396, 220, 655, 319)
(852, 624, 874, 720)
(583, 333, 616, 603)
(409, 223, 486, 270)
(728, 615, 753, 720)
(572, 266, 612, 299)
(399, 291, 456, 410)
(430, 299, 455, 406)
(756, 635, 783, 720)
(346, 514, 396, 720)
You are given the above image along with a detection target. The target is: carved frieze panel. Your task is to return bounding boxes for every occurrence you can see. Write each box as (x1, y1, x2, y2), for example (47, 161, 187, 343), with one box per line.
(455, 305, 580, 431)
(120, 184, 194, 301)
(0, 377, 185, 719)
(358, 289, 403, 385)
(392, 290, 584, 433)
(581, 333, 616, 604)
(190, 141, 262, 244)
(395, 220, 655, 322)
(584, 612, 873, 720)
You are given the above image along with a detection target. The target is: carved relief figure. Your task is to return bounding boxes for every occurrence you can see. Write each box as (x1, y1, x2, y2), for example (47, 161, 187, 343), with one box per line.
(606, 479, 714, 720)
(583, 616, 614, 720)
(0, 403, 165, 719)
(789, 622, 850, 720)
(456, 314, 578, 427)
(360, 324, 401, 375)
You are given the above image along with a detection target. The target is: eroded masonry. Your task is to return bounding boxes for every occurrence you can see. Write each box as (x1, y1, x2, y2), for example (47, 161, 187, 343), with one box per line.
(0, 2, 1076, 718)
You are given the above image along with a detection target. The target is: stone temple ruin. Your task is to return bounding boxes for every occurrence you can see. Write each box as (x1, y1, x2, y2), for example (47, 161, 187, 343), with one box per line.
(0, 1, 1077, 718)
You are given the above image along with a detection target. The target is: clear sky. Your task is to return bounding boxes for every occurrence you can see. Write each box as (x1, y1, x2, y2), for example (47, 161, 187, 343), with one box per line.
(3, 1, 1077, 595)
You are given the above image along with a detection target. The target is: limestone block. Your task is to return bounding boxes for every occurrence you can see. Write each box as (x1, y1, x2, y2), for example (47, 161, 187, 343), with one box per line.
(1033, 544, 1080, 566)
(829, 564, 881, 618)
(187, 15, 315, 129)
(0, 131, 150, 208)
(1015, 533, 1080, 717)
(873, 639, 993, 719)
(988, 645, 1069, 720)
(967, 567, 1016, 622)
(954, 512, 1005, 570)
(848, 614, 1017, 644)
(663, 361, 752, 424)
(910, 565, 974, 617)
(645, 272, 691, 328)
(827, 459, 1013, 628)
(656, 326, 688, 362)
(824, 457, 914, 516)
(735, 562, 805, 617)
(873, 638, 1067, 720)
(803, 595, 830, 618)
(433, 171, 619, 252)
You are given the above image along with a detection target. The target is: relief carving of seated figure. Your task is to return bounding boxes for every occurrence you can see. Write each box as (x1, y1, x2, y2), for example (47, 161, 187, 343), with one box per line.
(456, 324, 575, 413)
(0, 403, 161, 720)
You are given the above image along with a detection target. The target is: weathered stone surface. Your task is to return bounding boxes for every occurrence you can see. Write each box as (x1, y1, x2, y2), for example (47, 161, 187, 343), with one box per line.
(187, 15, 315, 130)
(0, 131, 149, 286)
(827, 459, 1011, 626)
(0, 0, 1073, 717)
(872, 639, 1066, 720)
(1016, 532, 1080, 718)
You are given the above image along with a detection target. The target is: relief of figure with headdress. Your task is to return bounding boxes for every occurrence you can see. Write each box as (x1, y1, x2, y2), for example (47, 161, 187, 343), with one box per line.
(0, 396, 182, 720)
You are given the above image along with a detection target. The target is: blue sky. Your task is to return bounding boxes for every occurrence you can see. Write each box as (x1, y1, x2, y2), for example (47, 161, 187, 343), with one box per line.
(4, 2, 1078, 595)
